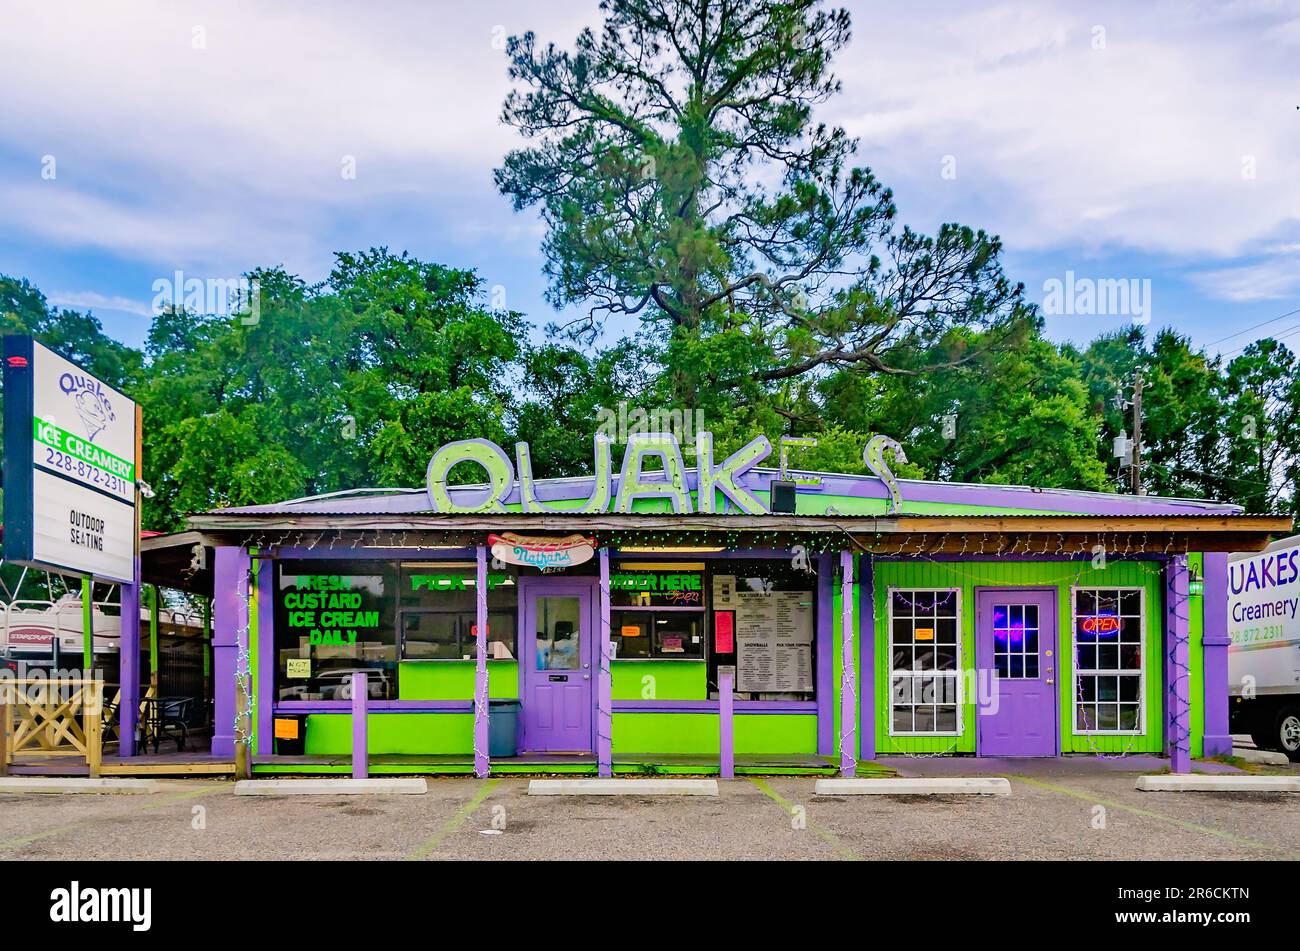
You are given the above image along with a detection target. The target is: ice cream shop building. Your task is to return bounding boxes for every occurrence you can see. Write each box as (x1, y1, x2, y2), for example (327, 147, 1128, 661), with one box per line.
(141, 432, 1290, 776)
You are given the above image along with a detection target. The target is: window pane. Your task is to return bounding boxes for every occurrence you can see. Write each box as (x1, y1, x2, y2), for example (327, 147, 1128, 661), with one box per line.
(654, 615, 704, 659)
(893, 706, 914, 733)
(486, 612, 516, 660)
(893, 618, 913, 644)
(1120, 590, 1141, 615)
(612, 612, 651, 659)
(1079, 675, 1097, 702)
(536, 597, 581, 670)
(891, 591, 959, 733)
(1119, 705, 1140, 731)
(611, 568, 705, 608)
(1097, 704, 1119, 730)
(1119, 675, 1140, 702)
(402, 612, 461, 659)
(913, 705, 935, 732)
(276, 560, 397, 701)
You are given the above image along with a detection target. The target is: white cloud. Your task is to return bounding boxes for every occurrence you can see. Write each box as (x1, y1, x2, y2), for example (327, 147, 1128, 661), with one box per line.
(47, 290, 153, 317)
(1, 0, 1297, 318)
(0, 0, 596, 277)
(1191, 255, 1300, 301)
(830, 0, 1300, 272)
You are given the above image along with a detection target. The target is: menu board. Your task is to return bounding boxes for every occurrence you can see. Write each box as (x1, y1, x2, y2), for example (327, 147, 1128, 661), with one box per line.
(732, 589, 814, 693)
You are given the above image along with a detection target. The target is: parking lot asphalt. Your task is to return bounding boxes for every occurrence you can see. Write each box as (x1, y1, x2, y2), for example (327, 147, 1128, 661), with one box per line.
(3, 762, 1300, 861)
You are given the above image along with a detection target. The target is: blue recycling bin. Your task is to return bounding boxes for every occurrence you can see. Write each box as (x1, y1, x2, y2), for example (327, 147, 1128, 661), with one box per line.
(489, 699, 521, 757)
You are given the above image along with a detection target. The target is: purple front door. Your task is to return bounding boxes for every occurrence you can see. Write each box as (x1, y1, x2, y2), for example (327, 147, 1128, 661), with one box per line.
(520, 580, 594, 752)
(976, 589, 1058, 756)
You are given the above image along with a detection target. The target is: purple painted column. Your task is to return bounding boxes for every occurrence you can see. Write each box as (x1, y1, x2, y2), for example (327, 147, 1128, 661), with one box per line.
(255, 557, 274, 758)
(719, 668, 734, 778)
(858, 554, 876, 760)
(351, 671, 368, 779)
(1165, 555, 1192, 773)
(839, 550, 857, 776)
(210, 547, 249, 759)
(1201, 552, 1232, 756)
(597, 548, 613, 777)
(118, 570, 141, 757)
(815, 555, 833, 756)
(473, 545, 489, 778)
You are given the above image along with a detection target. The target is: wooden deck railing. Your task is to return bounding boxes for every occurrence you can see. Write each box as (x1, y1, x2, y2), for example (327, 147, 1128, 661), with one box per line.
(0, 678, 105, 777)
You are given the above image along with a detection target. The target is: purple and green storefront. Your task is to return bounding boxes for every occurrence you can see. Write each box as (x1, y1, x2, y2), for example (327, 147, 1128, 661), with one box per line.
(140, 434, 1290, 775)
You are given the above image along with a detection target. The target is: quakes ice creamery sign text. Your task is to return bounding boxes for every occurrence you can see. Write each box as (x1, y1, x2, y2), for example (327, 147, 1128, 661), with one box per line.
(424, 431, 909, 514)
(3, 336, 138, 582)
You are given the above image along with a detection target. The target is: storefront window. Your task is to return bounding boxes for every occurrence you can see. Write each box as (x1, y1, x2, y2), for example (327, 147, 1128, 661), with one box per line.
(399, 565, 518, 661)
(889, 589, 961, 734)
(610, 564, 706, 660)
(610, 610, 704, 659)
(709, 559, 817, 701)
(275, 561, 398, 701)
(1073, 588, 1143, 733)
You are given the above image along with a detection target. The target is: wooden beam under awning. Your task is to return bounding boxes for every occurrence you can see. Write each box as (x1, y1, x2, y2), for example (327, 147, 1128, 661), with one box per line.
(166, 511, 1294, 555)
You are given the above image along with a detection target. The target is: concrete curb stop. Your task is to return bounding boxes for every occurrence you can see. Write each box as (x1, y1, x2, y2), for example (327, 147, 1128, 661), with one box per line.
(815, 777, 1012, 796)
(1231, 747, 1291, 766)
(527, 779, 718, 796)
(1136, 774, 1300, 792)
(233, 778, 428, 796)
(0, 778, 160, 794)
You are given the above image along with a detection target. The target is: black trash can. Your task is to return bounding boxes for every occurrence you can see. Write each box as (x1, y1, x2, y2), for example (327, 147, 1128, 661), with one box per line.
(273, 714, 308, 755)
(488, 699, 521, 757)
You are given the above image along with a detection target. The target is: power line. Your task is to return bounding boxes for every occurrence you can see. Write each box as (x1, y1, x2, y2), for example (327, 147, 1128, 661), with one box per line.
(1204, 306, 1300, 349)
(1220, 320, 1300, 359)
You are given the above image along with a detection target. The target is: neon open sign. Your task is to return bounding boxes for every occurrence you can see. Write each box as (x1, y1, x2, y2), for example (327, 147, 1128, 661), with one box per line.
(1081, 616, 1121, 634)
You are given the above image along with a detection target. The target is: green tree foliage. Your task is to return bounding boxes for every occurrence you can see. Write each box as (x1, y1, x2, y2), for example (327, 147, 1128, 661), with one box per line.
(4, 265, 1299, 522)
(57, 251, 523, 531)
(496, 0, 1037, 436)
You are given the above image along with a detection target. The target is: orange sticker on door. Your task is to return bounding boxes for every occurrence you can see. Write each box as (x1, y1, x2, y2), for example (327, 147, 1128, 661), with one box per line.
(915, 628, 934, 641)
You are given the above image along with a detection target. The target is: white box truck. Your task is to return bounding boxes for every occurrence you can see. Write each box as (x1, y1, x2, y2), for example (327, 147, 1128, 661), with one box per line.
(1228, 534, 1300, 760)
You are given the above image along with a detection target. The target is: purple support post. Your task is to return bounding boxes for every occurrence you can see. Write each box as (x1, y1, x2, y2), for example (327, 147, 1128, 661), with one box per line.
(351, 671, 368, 779)
(210, 547, 249, 759)
(815, 555, 833, 756)
(719, 668, 734, 779)
(1201, 553, 1232, 756)
(256, 558, 274, 758)
(597, 548, 613, 777)
(1165, 555, 1192, 773)
(858, 554, 875, 761)
(473, 545, 489, 778)
(118, 569, 141, 757)
(839, 550, 857, 777)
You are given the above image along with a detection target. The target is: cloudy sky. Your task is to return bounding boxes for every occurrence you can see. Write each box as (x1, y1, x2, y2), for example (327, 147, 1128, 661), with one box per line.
(1, 0, 1297, 358)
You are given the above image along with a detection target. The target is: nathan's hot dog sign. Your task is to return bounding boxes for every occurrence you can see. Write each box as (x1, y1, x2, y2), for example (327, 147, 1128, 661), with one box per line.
(3, 336, 138, 582)
(489, 532, 595, 571)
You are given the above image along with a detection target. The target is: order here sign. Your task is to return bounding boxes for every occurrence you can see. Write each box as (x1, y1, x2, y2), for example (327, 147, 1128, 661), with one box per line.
(3, 336, 138, 582)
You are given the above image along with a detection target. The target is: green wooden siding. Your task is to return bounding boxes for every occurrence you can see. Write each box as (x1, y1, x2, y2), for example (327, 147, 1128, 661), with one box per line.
(872, 559, 1193, 756)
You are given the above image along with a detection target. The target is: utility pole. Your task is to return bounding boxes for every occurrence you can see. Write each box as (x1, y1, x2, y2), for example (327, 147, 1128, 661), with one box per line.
(1131, 374, 1144, 496)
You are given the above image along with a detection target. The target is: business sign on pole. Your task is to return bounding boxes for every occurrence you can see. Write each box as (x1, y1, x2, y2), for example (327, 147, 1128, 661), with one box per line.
(3, 336, 138, 582)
